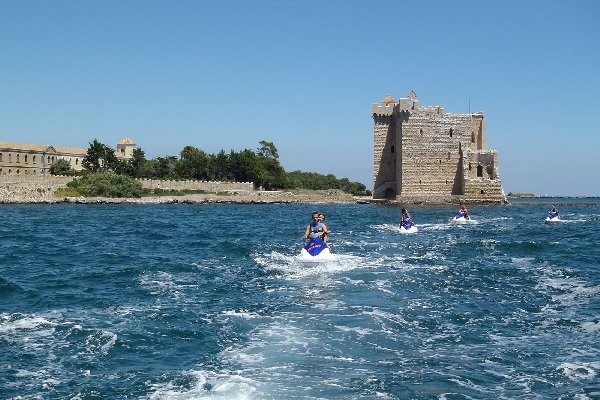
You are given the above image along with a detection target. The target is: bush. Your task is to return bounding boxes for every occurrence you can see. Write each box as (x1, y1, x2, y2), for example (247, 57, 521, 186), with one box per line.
(66, 172, 143, 198)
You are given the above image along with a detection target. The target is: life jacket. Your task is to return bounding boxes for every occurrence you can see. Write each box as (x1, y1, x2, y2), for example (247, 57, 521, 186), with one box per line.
(309, 222, 325, 238)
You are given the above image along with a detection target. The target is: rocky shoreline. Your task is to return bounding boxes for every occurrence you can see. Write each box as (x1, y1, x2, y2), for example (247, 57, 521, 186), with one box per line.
(0, 189, 512, 206)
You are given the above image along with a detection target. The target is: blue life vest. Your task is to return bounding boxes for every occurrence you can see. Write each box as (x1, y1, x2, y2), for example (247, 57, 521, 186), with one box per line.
(309, 222, 325, 238)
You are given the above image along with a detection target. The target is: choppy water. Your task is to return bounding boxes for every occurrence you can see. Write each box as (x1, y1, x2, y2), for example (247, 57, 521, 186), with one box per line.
(1, 200, 599, 399)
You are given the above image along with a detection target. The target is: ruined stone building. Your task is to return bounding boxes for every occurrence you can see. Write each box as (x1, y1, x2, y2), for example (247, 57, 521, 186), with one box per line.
(0, 138, 137, 175)
(373, 91, 504, 203)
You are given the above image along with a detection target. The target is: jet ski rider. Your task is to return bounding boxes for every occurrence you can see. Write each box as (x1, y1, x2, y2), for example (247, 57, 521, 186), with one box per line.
(401, 208, 413, 224)
(304, 211, 330, 242)
(459, 205, 470, 219)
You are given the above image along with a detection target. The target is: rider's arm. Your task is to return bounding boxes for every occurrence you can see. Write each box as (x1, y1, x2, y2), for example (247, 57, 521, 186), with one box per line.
(322, 223, 330, 242)
(303, 225, 311, 240)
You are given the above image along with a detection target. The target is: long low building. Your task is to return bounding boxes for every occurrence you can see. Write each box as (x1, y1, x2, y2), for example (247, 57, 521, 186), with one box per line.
(0, 138, 137, 175)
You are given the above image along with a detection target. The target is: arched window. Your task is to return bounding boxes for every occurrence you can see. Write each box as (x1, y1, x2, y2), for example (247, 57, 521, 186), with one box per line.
(16, 154, 20, 163)
(471, 131, 476, 143)
(9, 154, 12, 162)
(449, 128, 453, 137)
(25, 155, 28, 163)
(391, 145, 395, 153)
(33, 155, 36, 163)
(0, 153, 2, 161)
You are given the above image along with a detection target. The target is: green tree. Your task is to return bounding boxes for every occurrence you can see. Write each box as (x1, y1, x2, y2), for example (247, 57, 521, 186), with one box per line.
(130, 147, 147, 178)
(208, 149, 233, 181)
(83, 139, 118, 172)
(66, 171, 143, 198)
(256, 140, 279, 160)
(230, 149, 259, 184)
(176, 146, 209, 180)
(49, 158, 74, 175)
(154, 156, 179, 179)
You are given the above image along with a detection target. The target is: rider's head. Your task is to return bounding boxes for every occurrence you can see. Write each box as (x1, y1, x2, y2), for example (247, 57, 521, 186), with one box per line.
(401, 208, 407, 214)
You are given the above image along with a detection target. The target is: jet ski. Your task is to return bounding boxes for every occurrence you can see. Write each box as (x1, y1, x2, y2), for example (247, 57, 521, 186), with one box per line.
(298, 237, 335, 265)
(453, 212, 471, 223)
(400, 220, 418, 234)
(545, 212, 561, 223)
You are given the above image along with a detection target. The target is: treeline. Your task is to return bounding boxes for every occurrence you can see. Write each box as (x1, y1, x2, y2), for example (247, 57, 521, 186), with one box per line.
(51, 139, 370, 196)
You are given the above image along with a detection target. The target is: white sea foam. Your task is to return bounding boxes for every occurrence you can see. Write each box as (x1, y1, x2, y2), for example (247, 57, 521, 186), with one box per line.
(581, 321, 600, 333)
(334, 325, 374, 336)
(253, 250, 372, 278)
(556, 362, 598, 381)
(139, 271, 183, 299)
(85, 330, 117, 355)
(537, 276, 600, 312)
(220, 310, 260, 319)
(147, 370, 261, 400)
(0, 314, 56, 333)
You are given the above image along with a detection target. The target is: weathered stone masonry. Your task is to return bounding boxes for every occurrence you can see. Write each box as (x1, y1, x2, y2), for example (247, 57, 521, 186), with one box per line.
(373, 91, 504, 203)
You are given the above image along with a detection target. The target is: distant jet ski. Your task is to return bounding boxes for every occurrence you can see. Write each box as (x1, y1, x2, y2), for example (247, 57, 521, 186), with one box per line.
(545, 211, 561, 223)
(400, 220, 418, 234)
(453, 212, 473, 223)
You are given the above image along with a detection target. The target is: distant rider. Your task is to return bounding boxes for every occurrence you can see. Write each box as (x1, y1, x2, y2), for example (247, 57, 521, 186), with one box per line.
(304, 211, 329, 242)
(549, 205, 560, 219)
(401, 208, 413, 224)
(459, 205, 470, 220)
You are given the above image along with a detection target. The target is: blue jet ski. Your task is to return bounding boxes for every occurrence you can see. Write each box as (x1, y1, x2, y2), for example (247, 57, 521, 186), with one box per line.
(298, 237, 335, 265)
(400, 220, 418, 234)
(545, 211, 560, 223)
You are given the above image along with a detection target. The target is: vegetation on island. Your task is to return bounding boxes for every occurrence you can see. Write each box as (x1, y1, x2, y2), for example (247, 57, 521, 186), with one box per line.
(55, 139, 370, 198)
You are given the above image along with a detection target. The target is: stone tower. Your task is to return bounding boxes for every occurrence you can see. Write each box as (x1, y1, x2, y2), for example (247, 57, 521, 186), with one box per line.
(115, 138, 137, 160)
(372, 91, 504, 203)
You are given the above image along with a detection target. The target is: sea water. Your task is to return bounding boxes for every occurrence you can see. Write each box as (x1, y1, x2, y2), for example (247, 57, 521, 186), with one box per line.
(1, 200, 599, 399)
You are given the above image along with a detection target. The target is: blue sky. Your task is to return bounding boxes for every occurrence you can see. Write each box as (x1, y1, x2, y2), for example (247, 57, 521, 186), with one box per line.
(1, 0, 599, 196)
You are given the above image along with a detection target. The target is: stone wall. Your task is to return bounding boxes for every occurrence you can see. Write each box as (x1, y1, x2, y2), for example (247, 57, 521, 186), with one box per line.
(373, 112, 396, 198)
(0, 175, 254, 203)
(137, 179, 253, 192)
(0, 175, 75, 202)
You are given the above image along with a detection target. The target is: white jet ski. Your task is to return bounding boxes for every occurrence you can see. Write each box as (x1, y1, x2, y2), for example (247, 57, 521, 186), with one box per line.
(545, 211, 561, 223)
(453, 212, 472, 223)
(400, 220, 418, 234)
(297, 237, 336, 266)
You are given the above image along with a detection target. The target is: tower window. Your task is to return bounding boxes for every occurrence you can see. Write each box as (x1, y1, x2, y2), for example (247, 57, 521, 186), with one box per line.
(391, 145, 395, 153)
(477, 165, 483, 177)
(449, 128, 453, 137)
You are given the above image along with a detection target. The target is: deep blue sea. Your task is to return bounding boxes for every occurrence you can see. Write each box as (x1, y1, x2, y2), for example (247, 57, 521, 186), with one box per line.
(1, 199, 599, 399)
